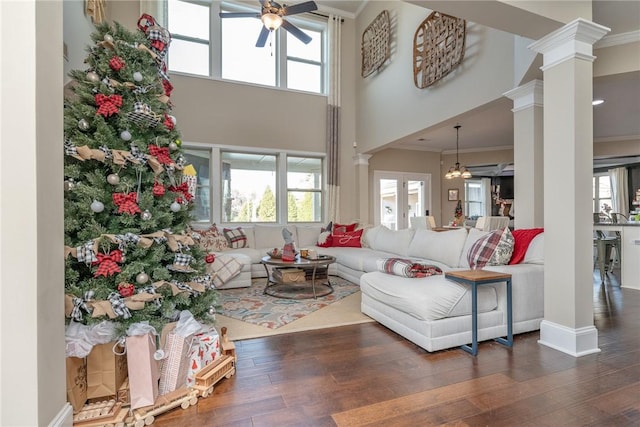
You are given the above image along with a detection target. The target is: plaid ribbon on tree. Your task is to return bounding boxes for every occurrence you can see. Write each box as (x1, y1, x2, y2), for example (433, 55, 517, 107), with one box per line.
(99, 145, 113, 160)
(153, 181, 165, 197)
(128, 144, 148, 165)
(173, 280, 197, 295)
(92, 249, 123, 277)
(76, 240, 98, 264)
(127, 102, 161, 127)
(169, 182, 193, 203)
(64, 139, 78, 156)
(107, 292, 131, 319)
(115, 232, 141, 250)
(95, 94, 122, 117)
(163, 113, 175, 131)
(173, 253, 192, 267)
(113, 192, 141, 215)
(70, 291, 95, 321)
(139, 285, 162, 307)
(148, 144, 172, 165)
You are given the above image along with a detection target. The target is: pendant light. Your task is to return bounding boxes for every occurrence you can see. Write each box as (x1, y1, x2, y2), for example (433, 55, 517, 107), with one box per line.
(445, 124, 472, 179)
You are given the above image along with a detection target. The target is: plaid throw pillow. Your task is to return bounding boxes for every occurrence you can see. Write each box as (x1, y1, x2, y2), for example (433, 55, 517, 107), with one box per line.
(467, 227, 514, 269)
(223, 227, 247, 249)
(205, 255, 242, 288)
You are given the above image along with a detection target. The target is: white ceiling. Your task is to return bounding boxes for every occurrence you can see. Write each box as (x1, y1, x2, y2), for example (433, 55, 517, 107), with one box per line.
(315, 0, 640, 156)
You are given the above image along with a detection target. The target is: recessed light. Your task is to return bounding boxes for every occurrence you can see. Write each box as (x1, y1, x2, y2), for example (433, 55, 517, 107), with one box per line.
(592, 99, 605, 106)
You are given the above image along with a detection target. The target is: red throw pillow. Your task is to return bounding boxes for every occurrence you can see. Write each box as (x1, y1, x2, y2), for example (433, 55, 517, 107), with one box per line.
(333, 222, 358, 234)
(331, 229, 363, 247)
(509, 228, 544, 264)
(317, 231, 333, 248)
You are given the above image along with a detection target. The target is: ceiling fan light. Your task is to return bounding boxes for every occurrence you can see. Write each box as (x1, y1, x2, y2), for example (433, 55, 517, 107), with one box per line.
(461, 169, 472, 179)
(261, 13, 283, 30)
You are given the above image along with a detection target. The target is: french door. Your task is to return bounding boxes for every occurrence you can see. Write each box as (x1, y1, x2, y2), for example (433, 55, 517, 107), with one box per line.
(373, 171, 431, 230)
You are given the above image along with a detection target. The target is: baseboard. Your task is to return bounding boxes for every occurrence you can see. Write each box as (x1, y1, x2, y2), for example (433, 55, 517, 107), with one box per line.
(538, 320, 601, 357)
(48, 402, 73, 427)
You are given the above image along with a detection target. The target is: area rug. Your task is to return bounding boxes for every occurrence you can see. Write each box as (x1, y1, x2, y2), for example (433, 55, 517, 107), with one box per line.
(215, 276, 362, 330)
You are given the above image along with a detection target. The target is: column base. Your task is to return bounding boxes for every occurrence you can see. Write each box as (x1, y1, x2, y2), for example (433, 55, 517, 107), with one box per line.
(538, 320, 600, 357)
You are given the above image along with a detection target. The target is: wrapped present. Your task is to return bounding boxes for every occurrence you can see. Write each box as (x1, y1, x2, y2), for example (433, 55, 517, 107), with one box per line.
(186, 327, 221, 387)
(125, 330, 159, 410)
(158, 311, 202, 395)
(86, 341, 128, 399)
(66, 357, 88, 412)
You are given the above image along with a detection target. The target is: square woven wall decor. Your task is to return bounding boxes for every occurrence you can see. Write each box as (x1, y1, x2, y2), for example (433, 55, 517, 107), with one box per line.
(413, 11, 466, 89)
(361, 10, 391, 77)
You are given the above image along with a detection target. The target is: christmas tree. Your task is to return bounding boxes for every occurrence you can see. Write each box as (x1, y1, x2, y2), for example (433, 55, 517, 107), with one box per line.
(63, 15, 216, 335)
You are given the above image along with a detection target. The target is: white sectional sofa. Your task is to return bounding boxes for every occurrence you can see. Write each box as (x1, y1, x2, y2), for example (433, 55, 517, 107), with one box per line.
(200, 224, 544, 352)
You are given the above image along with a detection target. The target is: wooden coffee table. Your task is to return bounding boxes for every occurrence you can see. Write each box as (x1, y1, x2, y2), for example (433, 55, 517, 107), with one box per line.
(445, 269, 513, 356)
(261, 255, 336, 299)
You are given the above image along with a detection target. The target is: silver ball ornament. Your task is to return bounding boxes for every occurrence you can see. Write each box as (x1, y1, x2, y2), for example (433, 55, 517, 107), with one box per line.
(170, 201, 181, 212)
(169, 115, 177, 125)
(133, 72, 143, 82)
(120, 130, 132, 141)
(86, 71, 99, 82)
(90, 200, 105, 213)
(107, 173, 120, 185)
(208, 306, 216, 316)
(78, 119, 90, 131)
(103, 34, 114, 43)
(64, 179, 75, 191)
(141, 210, 152, 221)
(136, 272, 149, 284)
(169, 142, 178, 151)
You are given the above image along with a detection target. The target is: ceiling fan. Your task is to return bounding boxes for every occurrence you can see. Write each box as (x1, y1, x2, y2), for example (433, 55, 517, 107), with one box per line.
(219, 0, 318, 47)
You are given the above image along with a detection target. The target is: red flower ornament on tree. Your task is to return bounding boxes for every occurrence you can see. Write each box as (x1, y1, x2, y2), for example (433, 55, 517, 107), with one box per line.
(109, 55, 125, 71)
(153, 181, 165, 197)
(118, 282, 135, 297)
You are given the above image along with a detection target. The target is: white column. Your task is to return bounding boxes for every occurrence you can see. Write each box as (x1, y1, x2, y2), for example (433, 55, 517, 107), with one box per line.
(1, 1, 68, 425)
(504, 80, 544, 229)
(529, 19, 609, 357)
(353, 154, 372, 225)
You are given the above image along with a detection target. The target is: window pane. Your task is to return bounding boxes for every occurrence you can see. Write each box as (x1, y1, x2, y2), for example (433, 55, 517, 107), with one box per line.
(222, 152, 277, 223)
(183, 149, 211, 222)
(169, 39, 210, 76)
(380, 179, 398, 230)
(599, 176, 611, 199)
(287, 29, 321, 61)
(407, 180, 424, 218)
(222, 18, 276, 85)
(288, 191, 322, 222)
(287, 156, 322, 189)
(287, 60, 321, 92)
(168, 0, 210, 40)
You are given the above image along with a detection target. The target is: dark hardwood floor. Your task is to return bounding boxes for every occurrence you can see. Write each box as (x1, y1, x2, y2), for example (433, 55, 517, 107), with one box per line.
(153, 270, 640, 426)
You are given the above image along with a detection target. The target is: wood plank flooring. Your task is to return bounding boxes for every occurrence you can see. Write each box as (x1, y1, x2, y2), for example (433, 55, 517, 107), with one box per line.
(153, 270, 640, 426)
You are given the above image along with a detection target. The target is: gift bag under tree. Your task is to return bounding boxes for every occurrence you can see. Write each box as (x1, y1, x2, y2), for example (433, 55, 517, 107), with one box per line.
(158, 310, 202, 395)
(186, 326, 221, 387)
(86, 341, 128, 399)
(125, 323, 160, 409)
(66, 357, 87, 412)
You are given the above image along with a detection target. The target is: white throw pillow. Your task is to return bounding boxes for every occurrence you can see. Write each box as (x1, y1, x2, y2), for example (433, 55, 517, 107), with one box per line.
(407, 228, 468, 267)
(523, 233, 545, 264)
(372, 227, 415, 256)
(458, 228, 491, 268)
(361, 225, 386, 248)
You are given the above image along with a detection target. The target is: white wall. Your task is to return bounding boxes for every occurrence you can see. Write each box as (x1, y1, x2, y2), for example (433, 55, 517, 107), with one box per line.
(63, 0, 96, 84)
(355, 1, 516, 153)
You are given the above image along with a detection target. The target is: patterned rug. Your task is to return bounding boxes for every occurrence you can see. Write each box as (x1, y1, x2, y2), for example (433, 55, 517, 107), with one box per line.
(215, 277, 361, 329)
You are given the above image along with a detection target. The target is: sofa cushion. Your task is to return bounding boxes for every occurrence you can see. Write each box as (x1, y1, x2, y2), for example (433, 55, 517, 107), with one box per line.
(372, 227, 415, 256)
(467, 227, 514, 269)
(408, 228, 468, 267)
(253, 225, 296, 250)
(295, 225, 322, 248)
(223, 227, 248, 249)
(458, 228, 490, 269)
(361, 224, 386, 248)
(523, 233, 544, 264)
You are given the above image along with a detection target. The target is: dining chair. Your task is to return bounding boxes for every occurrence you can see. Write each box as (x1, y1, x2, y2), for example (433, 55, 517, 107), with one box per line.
(593, 230, 620, 282)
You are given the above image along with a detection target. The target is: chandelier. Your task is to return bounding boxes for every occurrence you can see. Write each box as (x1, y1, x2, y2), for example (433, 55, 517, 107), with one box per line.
(445, 124, 472, 179)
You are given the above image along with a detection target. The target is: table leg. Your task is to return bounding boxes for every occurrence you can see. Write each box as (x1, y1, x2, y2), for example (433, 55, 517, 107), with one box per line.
(311, 264, 317, 299)
(494, 278, 513, 348)
(461, 283, 478, 356)
(262, 263, 271, 295)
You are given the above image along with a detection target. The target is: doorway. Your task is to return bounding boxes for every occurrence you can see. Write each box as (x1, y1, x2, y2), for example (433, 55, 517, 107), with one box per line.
(373, 171, 431, 230)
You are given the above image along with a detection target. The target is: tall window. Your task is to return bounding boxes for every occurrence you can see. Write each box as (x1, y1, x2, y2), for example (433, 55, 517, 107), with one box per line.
(464, 179, 487, 219)
(183, 147, 324, 224)
(594, 173, 612, 217)
(167, 0, 327, 94)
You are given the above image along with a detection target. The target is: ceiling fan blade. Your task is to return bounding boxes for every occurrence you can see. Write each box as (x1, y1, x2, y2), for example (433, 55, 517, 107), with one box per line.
(281, 19, 312, 44)
(282, 1, 317, 16)
(256, 26, 270, 48)
(219, 12, 261, 19)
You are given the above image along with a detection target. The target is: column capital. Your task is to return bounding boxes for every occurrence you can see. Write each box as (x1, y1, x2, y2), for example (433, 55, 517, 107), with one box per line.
(353, 154, 372, 165)
(503, 80, 544, 112)
(529, 18, 610, 70)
